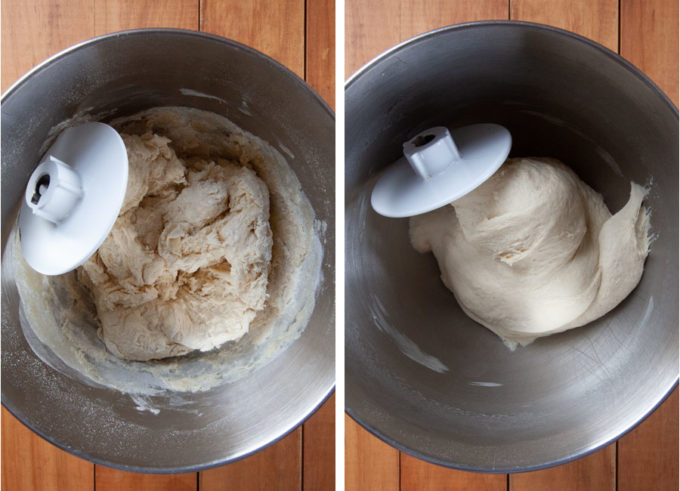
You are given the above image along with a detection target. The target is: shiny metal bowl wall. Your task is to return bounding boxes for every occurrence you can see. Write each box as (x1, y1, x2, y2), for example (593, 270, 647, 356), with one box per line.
(346, 21, 677, 472)
(1, 29, 334, 472)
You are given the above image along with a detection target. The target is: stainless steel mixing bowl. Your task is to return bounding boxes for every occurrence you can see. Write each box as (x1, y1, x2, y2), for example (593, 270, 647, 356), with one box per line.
(2, 29, 334, 472)
(346, 21, 678, 472)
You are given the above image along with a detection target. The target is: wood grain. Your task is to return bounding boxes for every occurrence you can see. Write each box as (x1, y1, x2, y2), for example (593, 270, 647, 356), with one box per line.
(345, 0, 400, 76)
(95, 466, 196, 491)
(2, 1, 331, 490)
(617, 1, 678, 490)
(345, 0, 677, 490)
(621, 0, 679, 105)
(94, 0, 199, 33)
(0, 0, 94, 91)
(511, 445, 616, 491)
(345, 0, 508, 75)
(345, 416, 399, 491)
(506, 0, 622, 486)
(303, 395, 336, 491)
(510, 0, 619, 51)
(345, 1, 510, 490)
(1, 3, 96, 490)
(401, 453, 507, 491)
(500, 13, 602, 491)
(399, 0, 508, 50)
(301, 0, 335, 488)
(618, 388, 679, 491)
(306, 0, 335, 108)
(201, 0, 305, 78)
(199, 429, 302, 490)
(198, 5, 308, 488)
(394, 5, 508, 491)
(89, 0, 203, 487)
(1, 407, 94, 491)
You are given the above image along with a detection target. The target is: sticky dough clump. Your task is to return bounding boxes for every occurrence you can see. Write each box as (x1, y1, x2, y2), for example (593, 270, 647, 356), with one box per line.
(80, 118, 273, 361)
(410, 157, 651, 347)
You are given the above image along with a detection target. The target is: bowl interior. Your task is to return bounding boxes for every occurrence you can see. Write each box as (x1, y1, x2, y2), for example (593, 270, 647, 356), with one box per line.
(345, 22, 677, 472)
(2, 29, 334, 472)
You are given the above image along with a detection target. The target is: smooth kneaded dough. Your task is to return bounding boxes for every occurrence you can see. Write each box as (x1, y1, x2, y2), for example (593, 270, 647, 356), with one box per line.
(80, 121, 273, 361)
(410, 157, 651, 347)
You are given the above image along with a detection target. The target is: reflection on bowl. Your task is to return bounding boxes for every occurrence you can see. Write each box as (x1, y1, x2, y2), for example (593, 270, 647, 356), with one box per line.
(345, 21, 677, 472)
(2, 29, 334, 472)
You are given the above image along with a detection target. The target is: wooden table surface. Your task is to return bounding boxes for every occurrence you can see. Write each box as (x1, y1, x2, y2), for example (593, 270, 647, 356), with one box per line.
(345, 0, 678, 490)
(1, 1, 334, 490)
(2, 0, 678, 490)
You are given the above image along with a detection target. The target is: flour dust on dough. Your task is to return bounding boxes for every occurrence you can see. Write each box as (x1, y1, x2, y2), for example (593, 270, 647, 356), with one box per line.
(80, 132, 272, 360)
(74, 106, 316, 362)
(410, 157, 651, 347)
(13, 106, 323, 392)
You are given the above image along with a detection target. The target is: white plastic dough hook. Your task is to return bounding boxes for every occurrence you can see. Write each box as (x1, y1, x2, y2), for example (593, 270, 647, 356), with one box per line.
(19, 123, 129, 275)
(371, 124, 512, 217)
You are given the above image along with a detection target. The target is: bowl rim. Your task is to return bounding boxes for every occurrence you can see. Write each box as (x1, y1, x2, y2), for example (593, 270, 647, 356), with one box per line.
(344, 19, 679, 474)
(2, 27, 334, 120)
(346, 384, 677, 474)
(346, 20, 678, 117)
(2, 389, 335, 474)
(1, 27, 335, 473)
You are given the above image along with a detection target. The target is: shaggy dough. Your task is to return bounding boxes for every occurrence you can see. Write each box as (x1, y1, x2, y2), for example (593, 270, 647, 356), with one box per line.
(14, 106, 321, 391)
(410, 157, 651, 347)
(80, 111, 275, 361)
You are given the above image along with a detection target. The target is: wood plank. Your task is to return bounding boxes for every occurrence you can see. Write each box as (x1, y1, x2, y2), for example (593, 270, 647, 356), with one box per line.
(618, 388, 679, 491)
(345, 416, 399, 491)
(303, 395, 335, 491)
(510, 0, 619, 51)
(399, 0, 509, 48)
(0, 7, 95, 489)
(200, 0, 305, 78)
(396, 12, 509, 491)
(1, 407, 94, 491)
(91, 3, 200, 486)
(508, 10, 620, 491)
(306, 0, 335, 108)
(618, 5, 678, 487)
(345, 2, 510, 489)
(344, 0, 400, 76)
(345, 0, 508, 76)
(508, 5, 620, 491)
(401, 452, 507, 491)
(0, 0, 94, 91)
(94, 0, 199, 33)
(510, 445, 616, 491)
(303, 2, 334, 489)
(95, 466, 196, 491)
(621, 0, 679, 105)
(198, 4, 305, 489)
(199, 428, 302, 491)
(3, 1, 313, 490)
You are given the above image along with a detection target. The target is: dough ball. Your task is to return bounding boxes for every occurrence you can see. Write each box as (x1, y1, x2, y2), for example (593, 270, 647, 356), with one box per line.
(80, 131, 273, 361)
(410, 157, 650, 346)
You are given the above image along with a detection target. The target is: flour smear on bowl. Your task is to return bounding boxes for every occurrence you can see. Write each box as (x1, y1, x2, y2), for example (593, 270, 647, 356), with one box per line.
(12, 107, 324, 395)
